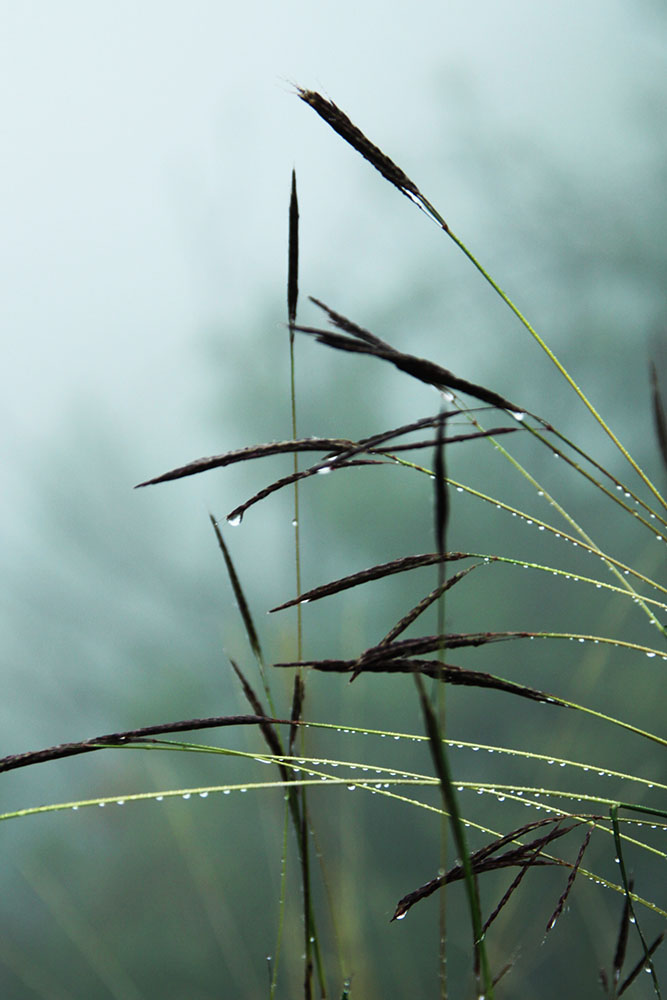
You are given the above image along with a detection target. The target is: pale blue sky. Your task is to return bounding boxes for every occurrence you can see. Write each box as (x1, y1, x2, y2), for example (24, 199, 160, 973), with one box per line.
(1, 0, 664, 737)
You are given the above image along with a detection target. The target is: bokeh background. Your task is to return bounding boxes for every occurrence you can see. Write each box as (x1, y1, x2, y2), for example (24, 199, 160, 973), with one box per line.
(1, 2, 665, 997)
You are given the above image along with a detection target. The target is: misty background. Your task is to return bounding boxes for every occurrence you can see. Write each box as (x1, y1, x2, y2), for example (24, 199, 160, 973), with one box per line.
(1, 2, 665, 997)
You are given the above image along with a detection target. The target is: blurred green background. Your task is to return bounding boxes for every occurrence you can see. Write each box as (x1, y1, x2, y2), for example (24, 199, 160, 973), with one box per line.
(1, 2, 665, 997)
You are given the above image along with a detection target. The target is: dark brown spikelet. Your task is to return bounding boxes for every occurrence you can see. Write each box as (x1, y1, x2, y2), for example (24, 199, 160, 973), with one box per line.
(229, 660, 282, 756)
(392, 817, 579, 921)
(545, 824, 595, 934)
(613, 877, 634, 988)
(210, 515, 263, 663)
(134, 437, 357, 488)
(297, 89, 421, 198)
(270, 552, 468, 612)
(309, 296, 384, 346)
(292, 320, 523, 413)
(379, 566, 479, 645)
(288, 169, 299, 329)
(650, 360, 667, 474)
(289, 672, 305, 754)
(433, 406, 449, 557)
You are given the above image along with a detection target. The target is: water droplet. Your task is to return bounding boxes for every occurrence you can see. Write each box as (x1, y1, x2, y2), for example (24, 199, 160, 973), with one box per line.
(223, 789, 231, 795)
(646, 652, 656, 658)
(182, 793, 191, 800)
(456, 486, 464, 493)
(347, 785, 356, 791)
(512, 411, 526, 422)
(98, 802, 105, 807)
(116, 800, 125, 806)
(396, 912, 407, 921)
(228, 513, 243, 527)
(292, 518, 298, 527)
(317, 465, 332, 475)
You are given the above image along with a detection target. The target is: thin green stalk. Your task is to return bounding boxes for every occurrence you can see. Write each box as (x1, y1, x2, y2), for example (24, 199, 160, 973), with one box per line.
(444, 227, 667, 512)
(270, 800, 290, 998)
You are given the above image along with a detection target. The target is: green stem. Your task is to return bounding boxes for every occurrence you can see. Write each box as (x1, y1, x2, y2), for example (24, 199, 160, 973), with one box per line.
(444, 227, 667, 512)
